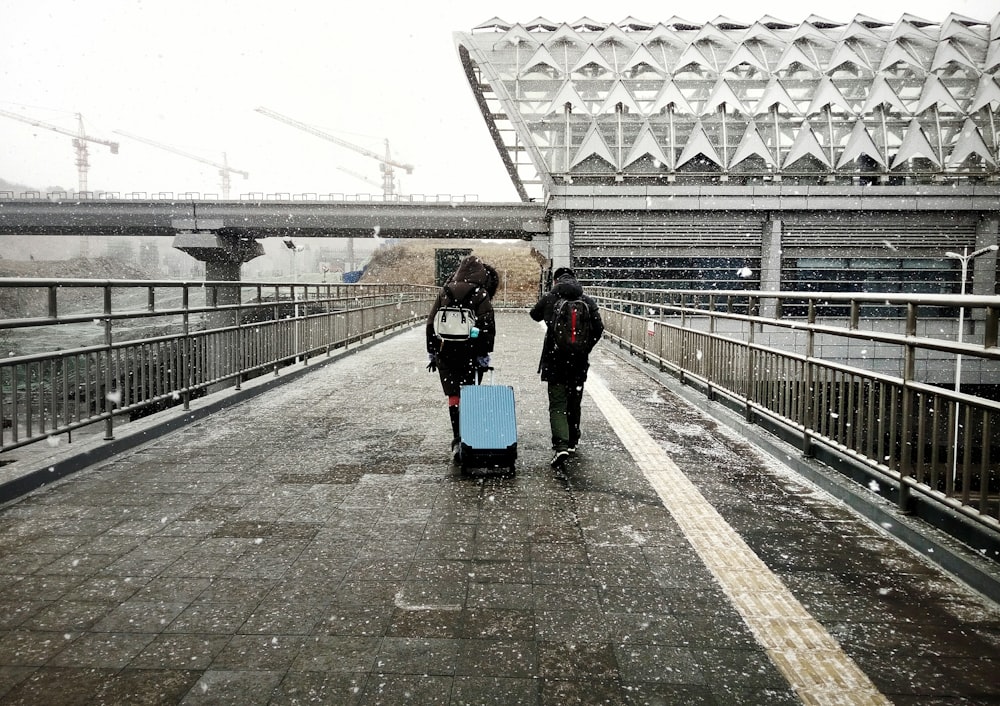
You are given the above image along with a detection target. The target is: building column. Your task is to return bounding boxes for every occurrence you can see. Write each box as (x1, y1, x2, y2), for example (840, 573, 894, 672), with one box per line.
(973, 216, 999, 298)
(760, 217, 782, 318)
(549, 216, 572, 274)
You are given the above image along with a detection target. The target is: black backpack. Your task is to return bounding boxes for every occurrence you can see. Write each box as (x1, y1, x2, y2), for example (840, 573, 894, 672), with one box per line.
(551, 297, 593, 353)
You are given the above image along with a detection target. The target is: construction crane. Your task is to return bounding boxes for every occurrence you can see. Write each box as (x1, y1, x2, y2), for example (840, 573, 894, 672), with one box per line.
(113, 130, 248, 199)
(337, 166, 400, 195)
(0, 109, 119, 193)
(255, 106, 412, 197)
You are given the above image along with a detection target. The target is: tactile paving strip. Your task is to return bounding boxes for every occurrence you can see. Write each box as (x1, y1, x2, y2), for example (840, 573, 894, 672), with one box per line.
(587, 375, 892, 706)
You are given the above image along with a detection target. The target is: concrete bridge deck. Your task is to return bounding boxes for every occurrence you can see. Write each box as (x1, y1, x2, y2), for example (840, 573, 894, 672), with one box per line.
(0, 313, 998, 705)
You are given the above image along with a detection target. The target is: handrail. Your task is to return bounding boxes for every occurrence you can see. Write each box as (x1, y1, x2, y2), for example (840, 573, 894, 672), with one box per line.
(593, 286, 1000, 537)
(0, 280, 436, 454)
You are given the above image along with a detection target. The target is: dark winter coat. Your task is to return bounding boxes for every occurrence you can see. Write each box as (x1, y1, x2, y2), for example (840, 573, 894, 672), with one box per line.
(529, 273, 604, 385)
(426, 256, 496, 396)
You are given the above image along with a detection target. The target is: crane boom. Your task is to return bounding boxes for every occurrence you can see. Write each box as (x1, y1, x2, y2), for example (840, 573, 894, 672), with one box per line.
(337, 166, 387, 191)
(114, 130, 248, 199)
(0, 109, 119, 193)
(255, 106, 413, 196)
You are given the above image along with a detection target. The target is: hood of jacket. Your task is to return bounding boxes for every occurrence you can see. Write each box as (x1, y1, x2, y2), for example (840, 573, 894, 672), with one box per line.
(444, 256, 491, 303)
(552, 275, 584, 300)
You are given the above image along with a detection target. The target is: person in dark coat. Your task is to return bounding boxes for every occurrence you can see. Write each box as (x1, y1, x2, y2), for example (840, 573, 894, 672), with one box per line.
(529, 266, 604, 469)
(426, 255, 498, 461)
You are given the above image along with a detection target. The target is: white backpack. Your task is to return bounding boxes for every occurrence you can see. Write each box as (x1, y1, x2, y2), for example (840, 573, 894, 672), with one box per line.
(433, 302, 477, 341)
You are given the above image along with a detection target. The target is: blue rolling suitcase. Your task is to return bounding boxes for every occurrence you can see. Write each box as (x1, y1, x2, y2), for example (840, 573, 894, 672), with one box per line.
(459, 369, 517, 474)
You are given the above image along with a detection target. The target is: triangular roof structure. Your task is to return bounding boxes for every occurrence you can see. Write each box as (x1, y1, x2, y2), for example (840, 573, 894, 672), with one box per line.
(701, 78, 749, 115)
(664, 16, 701, 31)
(826, 41, 872, 74)
(544, 81, 590, 115)
(889, 18, 936, 43)
(599, 80, 643, 114)
(676, 120, 724, 168)
(570, 17, 606, 32)
(985, 41, 1000, 73)
(623, 45, 666, 75)
(724, 42, 771, 74)
(595, 25, 639, 50)
(618, 17, 655, 32)
(861, 76, 910, 115)
(643, 23, 686, 47)
(837, 120, 886, 168)
(547, 24, 586, 47)
(969, 74, 1000, 112)
(899, 13, 937, 28)
(623, 122, 671, 168)
(947, 117, 996, 166)
(783, 120, 833, 168)
(521, 45, 563, 75)
(759, 15, 797, 30)
(753, 77, 800, 115)
(854, 14, 892, 29)
(940, 13, 988, 41)
(890, 119, 941, 167)
(524, 17, 558, 31)
(474, 17, 513, 32)
(775, 42, 822, 73)
(571, 45, 615, 74)
(805, 15, 846, 30)
(494, 24, 537, 49)
(649, 81, 696, 115)
(879, 39, 928, 72)
(838, 20, 883, 43)
(570, 124, 617, 168)
(692, 22, 737, 47)
(915, 75, 965, 113)
(743, 22, 783, 44)
(931, 40, 981, 73)
(675, 42, 720, 73)
(711, 15, 751, 30)
(805, 76, 856, 115)
(730, 121, 775, 167)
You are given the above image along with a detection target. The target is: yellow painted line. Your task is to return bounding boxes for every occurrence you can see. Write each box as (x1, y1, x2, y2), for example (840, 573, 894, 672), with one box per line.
(586, 375, 892, 706)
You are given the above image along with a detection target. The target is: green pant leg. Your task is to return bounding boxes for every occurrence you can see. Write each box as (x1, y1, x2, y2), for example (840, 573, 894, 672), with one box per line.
(547, 382, 570, 452)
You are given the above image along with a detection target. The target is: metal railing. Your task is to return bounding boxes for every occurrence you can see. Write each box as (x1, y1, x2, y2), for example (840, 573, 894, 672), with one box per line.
(592, 287, 1000, 536)
(0, 278, 435, 453)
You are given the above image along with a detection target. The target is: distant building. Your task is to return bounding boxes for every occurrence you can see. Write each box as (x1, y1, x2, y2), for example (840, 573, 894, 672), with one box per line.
(455, 13, 1000, 297)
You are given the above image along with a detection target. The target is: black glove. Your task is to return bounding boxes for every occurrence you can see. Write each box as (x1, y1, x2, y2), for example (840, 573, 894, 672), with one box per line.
(426, 353, 438, 373)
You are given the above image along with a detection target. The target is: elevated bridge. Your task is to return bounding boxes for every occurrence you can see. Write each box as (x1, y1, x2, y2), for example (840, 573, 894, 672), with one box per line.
(0, 197, 548, 239)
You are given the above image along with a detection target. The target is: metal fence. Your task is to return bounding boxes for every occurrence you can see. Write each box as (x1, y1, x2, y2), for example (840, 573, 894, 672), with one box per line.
(592, 287, 1000, 536)
(0, 279, 435, 453)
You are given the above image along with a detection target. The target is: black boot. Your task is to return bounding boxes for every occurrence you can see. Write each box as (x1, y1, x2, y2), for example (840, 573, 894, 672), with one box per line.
(448, 406, 461, 463)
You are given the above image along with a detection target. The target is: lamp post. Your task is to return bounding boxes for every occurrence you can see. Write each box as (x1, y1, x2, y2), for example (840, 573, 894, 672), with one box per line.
(944, 244, 999, 482)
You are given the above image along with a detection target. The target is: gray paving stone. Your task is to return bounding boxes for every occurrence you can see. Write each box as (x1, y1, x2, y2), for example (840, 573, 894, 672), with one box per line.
(0, 314, 997, 704)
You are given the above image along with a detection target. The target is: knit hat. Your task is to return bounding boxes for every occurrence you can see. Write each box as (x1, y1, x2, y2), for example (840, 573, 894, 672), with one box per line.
(553, 267, 575, 280)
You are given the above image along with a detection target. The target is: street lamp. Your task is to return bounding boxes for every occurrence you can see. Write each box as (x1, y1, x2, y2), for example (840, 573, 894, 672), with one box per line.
(944, 244, 999, 482)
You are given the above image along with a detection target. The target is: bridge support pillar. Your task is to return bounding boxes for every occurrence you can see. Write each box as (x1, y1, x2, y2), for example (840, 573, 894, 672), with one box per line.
(172, 222, 265, 392)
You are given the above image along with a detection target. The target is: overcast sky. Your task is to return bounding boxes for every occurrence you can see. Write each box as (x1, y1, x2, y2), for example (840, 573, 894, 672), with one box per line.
(2, 0, 996, 202)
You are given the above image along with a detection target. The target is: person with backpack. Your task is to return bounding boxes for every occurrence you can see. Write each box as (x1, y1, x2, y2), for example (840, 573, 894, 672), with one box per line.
(529, 266, 604, 470)
(426, 255, 498, 462)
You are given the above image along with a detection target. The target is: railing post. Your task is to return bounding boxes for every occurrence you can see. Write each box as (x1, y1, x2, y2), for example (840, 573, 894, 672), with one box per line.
(182, 286, 192, 410)
(801, 300, 816, 458)
(102, 285, 114, 440)
(898, 302, 917, 512)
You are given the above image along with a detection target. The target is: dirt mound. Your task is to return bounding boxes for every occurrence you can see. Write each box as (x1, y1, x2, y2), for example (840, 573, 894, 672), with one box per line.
(360, 240, 546, 298)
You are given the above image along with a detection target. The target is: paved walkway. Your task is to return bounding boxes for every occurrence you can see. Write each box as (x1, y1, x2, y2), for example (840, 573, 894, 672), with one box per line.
(0, 313, 998, 705)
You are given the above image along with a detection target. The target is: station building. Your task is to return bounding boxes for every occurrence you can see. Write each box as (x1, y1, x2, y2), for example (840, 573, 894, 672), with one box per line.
(454, 13, 1000, 299)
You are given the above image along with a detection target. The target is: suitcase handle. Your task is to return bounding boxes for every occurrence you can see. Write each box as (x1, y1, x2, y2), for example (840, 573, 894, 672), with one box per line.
(476, 365, 495, 385)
